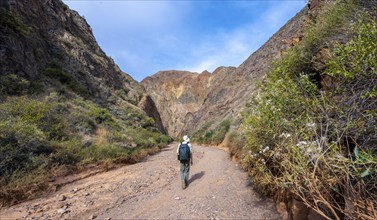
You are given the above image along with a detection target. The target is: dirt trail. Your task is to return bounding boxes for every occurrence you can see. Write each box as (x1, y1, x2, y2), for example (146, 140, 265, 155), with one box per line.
(0, 143, 279, 219)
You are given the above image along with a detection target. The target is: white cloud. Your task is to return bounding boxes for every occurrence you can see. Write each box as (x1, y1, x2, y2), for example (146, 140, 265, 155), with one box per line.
(63, 0, 305, 81)
(177, 1, 305, 74)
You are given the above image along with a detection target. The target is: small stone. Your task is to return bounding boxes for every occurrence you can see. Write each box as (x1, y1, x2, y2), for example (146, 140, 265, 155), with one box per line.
(104, 218, 111, 220)
(276, 202, 288, 220)
(89, 214, 97, 219)
(291, 199, 310, 220)
(57, 208, 67, 214)
(175, 197, 180, 200)
(84, 192, 90, 196)
(58, 195, 67, 201)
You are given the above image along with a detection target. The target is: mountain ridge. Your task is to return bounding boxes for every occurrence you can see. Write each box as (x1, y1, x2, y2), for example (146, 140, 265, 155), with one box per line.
(141, 7, 307, 138)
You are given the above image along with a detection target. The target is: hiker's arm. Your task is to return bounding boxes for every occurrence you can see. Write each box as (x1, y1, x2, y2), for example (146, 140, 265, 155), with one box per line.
(177, 144, 179, 160)
(189, 143, 193, 165)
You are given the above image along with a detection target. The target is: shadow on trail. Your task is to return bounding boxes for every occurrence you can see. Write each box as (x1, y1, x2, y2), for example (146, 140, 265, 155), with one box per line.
(189, 171, 205, 184)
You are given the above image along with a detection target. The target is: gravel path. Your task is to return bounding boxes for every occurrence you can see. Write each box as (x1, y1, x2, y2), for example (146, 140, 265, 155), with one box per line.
(0, 143, 279, 219)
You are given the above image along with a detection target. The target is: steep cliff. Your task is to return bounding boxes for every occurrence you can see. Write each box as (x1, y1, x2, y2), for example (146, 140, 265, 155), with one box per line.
(142, 7, 307, 138)
(141, 68, 234, 136)
(0, 0, 164, 129)
(1, 0, 132, 100)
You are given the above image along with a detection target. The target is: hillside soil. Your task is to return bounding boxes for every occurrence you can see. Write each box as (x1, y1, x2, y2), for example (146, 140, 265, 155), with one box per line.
(0, 144, 279, 219)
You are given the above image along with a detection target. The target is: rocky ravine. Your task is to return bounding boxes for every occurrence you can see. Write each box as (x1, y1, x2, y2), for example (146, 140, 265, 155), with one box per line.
(142, 7, 309, 138)
(0, 143, 279, 219)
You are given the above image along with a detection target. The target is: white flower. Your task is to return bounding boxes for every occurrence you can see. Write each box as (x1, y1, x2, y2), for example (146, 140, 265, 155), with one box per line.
(297, 140, 323, 160)
(306, 123, 316, 129)
(279, 133, 292, 138)
(297, 141, 308, 148)
(262, 146, 270, 153)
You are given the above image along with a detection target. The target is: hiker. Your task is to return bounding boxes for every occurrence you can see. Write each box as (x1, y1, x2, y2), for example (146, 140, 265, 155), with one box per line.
(177, 135, 193, 189)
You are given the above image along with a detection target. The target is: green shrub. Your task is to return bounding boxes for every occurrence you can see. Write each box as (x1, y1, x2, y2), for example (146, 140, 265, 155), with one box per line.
(213, 119, 232, 145)
(0, 97, 66, 185)
(0, 94, 172, 206)
(73, 98, 115, 126)
(191, 121, 213, 143)
(2, 11, 30, 36)
(225, 130, 247, 160)
(43, 65, 89, 97)
(115, 88, 130, 100)
(157, 134, 173, 144)
(0, 74, 43, 96)
(70, 112, 97, 134)
(141, 117, 155, 128)
(91, 108, 113, 124)
(192, 119, 232, 145)
(242, 7, 377, 219)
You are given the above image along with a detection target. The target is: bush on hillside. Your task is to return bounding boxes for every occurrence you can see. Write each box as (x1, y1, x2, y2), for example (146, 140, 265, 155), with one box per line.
(0, 74, 44, 96)
(1, 10, 30, 36)
(192, 119, 232, 145)
(223, 130, 247, 160)
(242, 2, 377, 219)
(0, 94, 171, 206)
(43, 62, 89, 97)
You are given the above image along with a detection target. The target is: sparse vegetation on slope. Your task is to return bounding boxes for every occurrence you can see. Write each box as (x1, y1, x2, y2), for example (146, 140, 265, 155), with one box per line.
(241, 1, 376, 219)
(0, 0, 171, 207)
(0, 94, 171, 206)
(191, 119, 232, 145)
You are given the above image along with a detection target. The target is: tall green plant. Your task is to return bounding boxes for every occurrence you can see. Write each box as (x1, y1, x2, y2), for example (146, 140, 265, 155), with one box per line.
(242, 3, 376, 219)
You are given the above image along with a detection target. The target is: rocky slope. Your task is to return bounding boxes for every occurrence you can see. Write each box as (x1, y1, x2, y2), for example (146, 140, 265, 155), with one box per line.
(142, 6, 308, 138)
(2, 0, 134, 100)
(0, 0, 163, 130)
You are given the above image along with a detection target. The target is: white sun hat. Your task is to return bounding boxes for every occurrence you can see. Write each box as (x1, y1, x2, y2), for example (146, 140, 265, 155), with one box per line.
(183, 135, 190, 142)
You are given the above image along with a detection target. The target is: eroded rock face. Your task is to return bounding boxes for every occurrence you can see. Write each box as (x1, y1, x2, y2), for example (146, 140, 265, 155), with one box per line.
(0, 0, 142, 101)
(138, 95, 166, 134)
(141, 70, 216, 136)
(142, 7, 308, 138)
(0, 0, 164, 131)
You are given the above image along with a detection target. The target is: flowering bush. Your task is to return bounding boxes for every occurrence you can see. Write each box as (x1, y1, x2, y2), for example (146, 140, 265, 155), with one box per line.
(242, 2, 377, 219)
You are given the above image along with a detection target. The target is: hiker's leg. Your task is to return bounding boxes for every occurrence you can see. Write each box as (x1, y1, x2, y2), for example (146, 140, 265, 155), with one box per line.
(180, 163, 186, 189)
(180, 163, 185, 181)
(184, 163, 190, 185)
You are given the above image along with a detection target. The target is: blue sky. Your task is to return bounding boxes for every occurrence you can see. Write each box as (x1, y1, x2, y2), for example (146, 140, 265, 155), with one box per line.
(63, 0, 307, 82)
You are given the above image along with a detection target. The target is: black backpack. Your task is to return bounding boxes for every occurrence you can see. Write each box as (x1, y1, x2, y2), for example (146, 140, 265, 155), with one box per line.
(178, 142, 191, 162)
